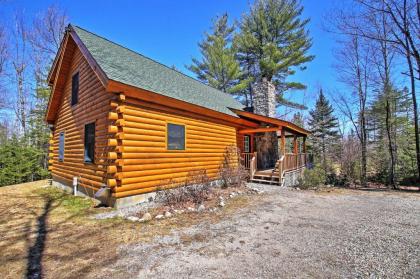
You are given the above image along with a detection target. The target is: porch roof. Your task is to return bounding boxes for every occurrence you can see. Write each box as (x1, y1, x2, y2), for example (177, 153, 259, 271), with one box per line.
(230, 108, 310, 136)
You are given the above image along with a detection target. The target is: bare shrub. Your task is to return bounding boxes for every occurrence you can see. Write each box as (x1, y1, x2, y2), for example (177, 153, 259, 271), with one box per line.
(156, 169, 211, 206)
(219, 145, 249, 188)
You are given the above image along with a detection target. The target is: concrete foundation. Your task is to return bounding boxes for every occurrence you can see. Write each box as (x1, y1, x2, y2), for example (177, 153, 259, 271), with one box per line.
(52, 176, 222, 209)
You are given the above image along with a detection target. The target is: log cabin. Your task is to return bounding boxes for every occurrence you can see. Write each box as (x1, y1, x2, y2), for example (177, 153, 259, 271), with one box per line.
(46, 25, 309, 207)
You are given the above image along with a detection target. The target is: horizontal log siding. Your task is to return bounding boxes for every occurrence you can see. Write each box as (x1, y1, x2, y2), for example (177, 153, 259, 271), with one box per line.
(50, 47, 112, 191)
(114, 98, 237, 198)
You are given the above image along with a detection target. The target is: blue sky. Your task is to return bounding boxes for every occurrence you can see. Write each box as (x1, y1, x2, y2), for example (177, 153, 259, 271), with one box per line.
(1, 0, 340, 119)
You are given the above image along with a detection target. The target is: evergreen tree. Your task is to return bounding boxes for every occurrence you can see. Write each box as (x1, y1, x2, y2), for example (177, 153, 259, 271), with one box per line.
(291, 112, 304, 127)
(234, 0, 314, 108)
(188, 13, 246, 95)
(0, 137, 49, 186)
(368, 86, 417, 184)
(308, 89, 339, 172)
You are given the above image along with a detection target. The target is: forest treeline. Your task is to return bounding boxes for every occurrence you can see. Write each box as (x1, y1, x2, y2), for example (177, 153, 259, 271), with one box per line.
(0, 5, 67, 185)
(187, 0, 419, 188)
(0, 0, 418, 189)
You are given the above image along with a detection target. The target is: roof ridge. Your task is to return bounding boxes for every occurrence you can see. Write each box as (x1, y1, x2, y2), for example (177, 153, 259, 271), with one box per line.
(72, 24, 234, 98)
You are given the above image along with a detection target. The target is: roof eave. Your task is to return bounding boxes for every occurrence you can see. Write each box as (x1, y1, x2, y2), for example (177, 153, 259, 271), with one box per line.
(107, 80, 259, 129)
(45, 24, 109, 124)
(229, 108, 310, 136)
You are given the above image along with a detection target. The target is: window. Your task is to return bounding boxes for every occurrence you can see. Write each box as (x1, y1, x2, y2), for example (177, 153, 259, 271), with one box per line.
(71, 72, 79, 106)
(244, 135, 250, 153)
(167, 123, 185, 150)
(84, 122, 95, 163)
(58, 132, 65, 162)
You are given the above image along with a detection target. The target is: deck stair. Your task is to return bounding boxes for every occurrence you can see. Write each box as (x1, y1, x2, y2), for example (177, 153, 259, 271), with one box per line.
(250, 169, 280, 185)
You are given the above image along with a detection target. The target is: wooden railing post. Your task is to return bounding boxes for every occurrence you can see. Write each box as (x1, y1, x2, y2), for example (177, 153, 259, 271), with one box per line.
(249, 152, 257, 180)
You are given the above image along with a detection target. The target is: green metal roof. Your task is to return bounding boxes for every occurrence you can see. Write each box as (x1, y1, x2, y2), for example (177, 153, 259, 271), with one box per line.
(72, 25, 244, 116)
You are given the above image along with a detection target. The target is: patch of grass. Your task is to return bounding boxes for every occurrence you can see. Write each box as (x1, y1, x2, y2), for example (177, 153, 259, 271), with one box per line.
(34, 186, 94, 216)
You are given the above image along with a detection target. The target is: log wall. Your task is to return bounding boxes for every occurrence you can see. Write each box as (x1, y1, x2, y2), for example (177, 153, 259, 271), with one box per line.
(112, 97, 238, 198)
(49, 42, 241, 200)
(49, 46, 113, 192)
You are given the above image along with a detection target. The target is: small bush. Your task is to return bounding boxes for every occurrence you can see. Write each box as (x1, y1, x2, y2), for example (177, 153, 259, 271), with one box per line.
(219, 145, 249, 188)
(156, 169, 211, 206)
(326, 172, 349, 187)
(298, 166, 326, 189)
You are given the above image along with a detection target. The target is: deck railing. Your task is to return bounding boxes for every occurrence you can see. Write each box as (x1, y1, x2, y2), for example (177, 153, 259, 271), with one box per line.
(241, 152, 254, 170)
(284, 153, 307, 171)
(249, 153, 257, 179)
(276, 153, 307, 185)
(241, 152, 307, 183)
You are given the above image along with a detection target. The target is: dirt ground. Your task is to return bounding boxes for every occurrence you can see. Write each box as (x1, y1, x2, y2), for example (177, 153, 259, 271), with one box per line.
(1, 181, 419, 278)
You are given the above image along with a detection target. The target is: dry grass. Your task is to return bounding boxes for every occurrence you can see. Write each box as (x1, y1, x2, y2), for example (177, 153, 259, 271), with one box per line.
(0, 180, 256, 279)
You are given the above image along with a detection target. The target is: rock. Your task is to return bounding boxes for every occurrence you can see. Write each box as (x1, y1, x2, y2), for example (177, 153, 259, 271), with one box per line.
(141, 212, 152, 221)
(219, 200, 225, 207)
(155, 214, 164, 219)
(197, 204, 205, 212)
(127, 216, 139, 222)
(174, 209, 185, 214)
(187, 207, 196, 212)
(164, 211, 172, 218)
(229, 192, 236, 198)
(250, 187, 264, 194)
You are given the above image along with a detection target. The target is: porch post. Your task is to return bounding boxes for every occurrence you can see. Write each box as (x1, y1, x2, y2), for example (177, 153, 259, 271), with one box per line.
(281, 128, 286, 156)
(303, 136, 307, 165)
(293, 135, 298, 169)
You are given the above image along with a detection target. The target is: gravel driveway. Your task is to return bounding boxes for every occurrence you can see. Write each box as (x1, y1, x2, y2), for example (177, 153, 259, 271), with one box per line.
(112, 187, 419, 278)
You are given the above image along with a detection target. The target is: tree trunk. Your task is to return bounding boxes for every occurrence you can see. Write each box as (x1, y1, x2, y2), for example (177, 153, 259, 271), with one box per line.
(407, 51, 420, 179)
(322, 136, 327, 173)
(385, 99, 397, 188)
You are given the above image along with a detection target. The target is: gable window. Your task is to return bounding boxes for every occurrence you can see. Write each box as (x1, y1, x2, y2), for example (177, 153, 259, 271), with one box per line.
(84, 122, 95, 163)
(58, 131, 65, 162)
(71, 72, 79, 106)
(244, 135, 250, 153)
(167, 123, 185, 150)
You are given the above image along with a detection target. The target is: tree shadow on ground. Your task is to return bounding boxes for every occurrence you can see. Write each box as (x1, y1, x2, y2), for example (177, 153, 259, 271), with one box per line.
(25, 197, 52, 279)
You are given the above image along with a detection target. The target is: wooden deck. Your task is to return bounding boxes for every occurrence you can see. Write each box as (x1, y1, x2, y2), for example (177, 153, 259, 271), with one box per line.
(243, 153, 308, 186)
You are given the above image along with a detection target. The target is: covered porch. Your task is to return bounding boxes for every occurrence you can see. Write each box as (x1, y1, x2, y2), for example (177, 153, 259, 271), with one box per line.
(233, 109, 310, 186)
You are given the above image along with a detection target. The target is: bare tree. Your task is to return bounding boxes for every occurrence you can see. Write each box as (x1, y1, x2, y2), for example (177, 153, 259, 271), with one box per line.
(329, 0, 420, 179)
(10, 14, 30, 136)
(0, 25, 8, 110)
(0, 26, 6, 77)
(368, 2, 398, 188)
(29, 4, 68, 84)
(334, 35, 373, 187)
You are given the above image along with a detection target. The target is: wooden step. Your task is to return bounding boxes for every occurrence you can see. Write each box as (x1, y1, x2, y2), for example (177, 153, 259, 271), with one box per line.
(253, 174, 279, 178)
(250, 178, 279, 184)
(251, 176, 280, 181)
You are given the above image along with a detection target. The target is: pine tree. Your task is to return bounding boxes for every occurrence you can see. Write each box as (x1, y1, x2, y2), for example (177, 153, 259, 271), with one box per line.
(308, 89, 339, 172)
(291, 112, 304, 127)
(188, 13, 245, 95)
(235, 0, 314, 108)
(368, 86, 417, 184)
